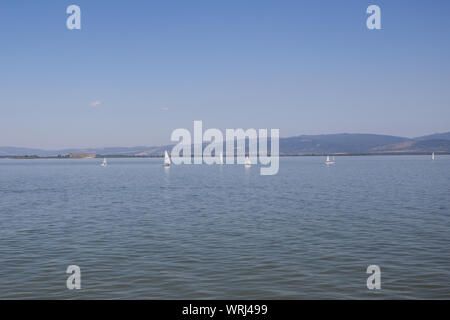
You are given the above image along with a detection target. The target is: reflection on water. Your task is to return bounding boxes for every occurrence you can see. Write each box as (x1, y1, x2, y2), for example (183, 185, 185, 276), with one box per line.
(0, 156, 449, 299)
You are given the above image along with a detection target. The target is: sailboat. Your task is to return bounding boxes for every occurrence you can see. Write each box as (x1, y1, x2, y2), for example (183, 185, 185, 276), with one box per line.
(244, 156, 251, 167)
(101, 158, 107, 167)
(163, 150, 171, 167)
(325, 155, 335, 165)
(432, 152, 435, 160)
(219, 152, 224, 165)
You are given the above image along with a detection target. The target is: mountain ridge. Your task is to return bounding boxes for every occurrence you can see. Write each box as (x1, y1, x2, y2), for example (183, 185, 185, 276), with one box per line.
(1, 132, 450, 157)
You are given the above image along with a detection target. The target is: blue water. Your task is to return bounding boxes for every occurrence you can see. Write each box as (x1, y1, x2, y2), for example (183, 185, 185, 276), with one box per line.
(0, 156, 449, 299)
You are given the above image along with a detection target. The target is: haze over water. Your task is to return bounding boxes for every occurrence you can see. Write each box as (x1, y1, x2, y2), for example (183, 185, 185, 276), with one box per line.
(0, 156, 449, 299)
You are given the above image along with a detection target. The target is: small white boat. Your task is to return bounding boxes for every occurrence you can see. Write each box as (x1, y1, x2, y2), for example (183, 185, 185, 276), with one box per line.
(432, 152, 435, 160)
(219, 152, 224, 165)
(163, 150, 171, 167)
(325, 155, 335, 165)
(244, 156, 251, 167)
(101, 158, 107, 167)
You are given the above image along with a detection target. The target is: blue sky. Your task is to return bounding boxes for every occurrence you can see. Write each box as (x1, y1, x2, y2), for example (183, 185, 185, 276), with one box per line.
(1, 0, 449, 149)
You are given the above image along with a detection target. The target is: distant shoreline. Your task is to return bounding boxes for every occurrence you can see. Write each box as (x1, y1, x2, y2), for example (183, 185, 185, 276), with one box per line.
(2, 132, 450, 159)
(1, 152, 449, 160)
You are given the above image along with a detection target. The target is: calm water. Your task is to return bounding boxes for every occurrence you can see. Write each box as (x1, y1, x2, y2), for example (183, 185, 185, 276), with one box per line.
(0, 156, 449, 299)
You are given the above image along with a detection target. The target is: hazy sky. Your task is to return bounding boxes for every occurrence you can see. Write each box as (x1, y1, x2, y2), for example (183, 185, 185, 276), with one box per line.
(1, 0, 449, 149)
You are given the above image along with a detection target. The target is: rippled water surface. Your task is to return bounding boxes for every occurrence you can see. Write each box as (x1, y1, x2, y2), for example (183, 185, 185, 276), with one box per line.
(0, 156, 449, 299)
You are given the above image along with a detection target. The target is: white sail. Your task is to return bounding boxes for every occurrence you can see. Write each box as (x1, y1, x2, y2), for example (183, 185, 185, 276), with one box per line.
(101, 158, 107, 167)
(432, 152, 435, 160)
(325, 155, 335, 165)
(164, 150, 171, 166)
(245, 156, 251, 166)
(219, 152, 224, 165)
